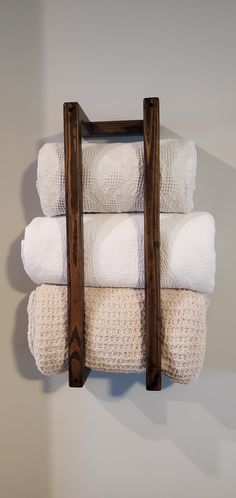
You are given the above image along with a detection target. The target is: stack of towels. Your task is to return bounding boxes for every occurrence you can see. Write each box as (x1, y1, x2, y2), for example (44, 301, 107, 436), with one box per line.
(21, 139, 216, 383)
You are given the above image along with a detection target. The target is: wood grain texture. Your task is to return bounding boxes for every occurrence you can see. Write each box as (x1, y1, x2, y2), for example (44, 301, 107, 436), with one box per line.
(143, 98, 161, 391)
(64, 99, 161, 390)
(84, 120, 143, 137)
(64, 102, 90, 387)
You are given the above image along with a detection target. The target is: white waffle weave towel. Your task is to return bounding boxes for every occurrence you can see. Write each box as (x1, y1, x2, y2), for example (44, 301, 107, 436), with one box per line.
(21, 212, 215, 293)
(37, 139, 197, 215)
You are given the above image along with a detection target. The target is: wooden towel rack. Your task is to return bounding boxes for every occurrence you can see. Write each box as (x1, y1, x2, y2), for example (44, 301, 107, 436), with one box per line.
(63, 98, 161, 391)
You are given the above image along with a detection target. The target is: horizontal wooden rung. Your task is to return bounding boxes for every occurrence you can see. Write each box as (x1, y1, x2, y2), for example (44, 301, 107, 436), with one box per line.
(82, 120, 143, 137)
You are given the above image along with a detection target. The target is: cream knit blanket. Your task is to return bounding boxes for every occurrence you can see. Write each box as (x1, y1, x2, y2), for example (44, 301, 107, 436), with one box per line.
(37, 139, 197, 216)
(28, 285, 209, 384)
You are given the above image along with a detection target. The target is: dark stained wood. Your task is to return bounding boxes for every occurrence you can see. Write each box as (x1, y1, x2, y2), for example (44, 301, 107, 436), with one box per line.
(143, 98, 161, 391)
(64, 102, 90, 387)
(64, 99, 161, 390)
(83, 120, 143, 137)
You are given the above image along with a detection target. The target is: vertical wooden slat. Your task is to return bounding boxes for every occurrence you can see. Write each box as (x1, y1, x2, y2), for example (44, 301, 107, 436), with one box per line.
(64, 98, 161, 390)
(143, 97, 161, 391)
(64, 102, 90, 387)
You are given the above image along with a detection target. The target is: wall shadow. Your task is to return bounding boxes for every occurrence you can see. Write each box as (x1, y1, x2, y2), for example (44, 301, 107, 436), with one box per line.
(84, 126, 236, 475)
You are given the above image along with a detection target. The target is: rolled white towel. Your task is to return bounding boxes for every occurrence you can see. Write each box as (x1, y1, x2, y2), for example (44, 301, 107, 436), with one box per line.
(21, 212, 216, 293)
(37, 139, 197, 215)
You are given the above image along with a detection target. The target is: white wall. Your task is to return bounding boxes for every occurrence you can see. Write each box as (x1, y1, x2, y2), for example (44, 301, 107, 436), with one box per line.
(1, 1, 236, 497)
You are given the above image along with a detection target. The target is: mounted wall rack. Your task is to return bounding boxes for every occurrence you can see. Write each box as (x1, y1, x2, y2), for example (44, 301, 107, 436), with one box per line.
(63, 98, 161, 391)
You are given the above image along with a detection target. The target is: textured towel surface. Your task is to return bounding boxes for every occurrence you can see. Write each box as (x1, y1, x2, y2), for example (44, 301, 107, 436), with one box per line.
(21, 212, 215, 293)
(37, 139, 197, 215)
(28, 285, 208, 383)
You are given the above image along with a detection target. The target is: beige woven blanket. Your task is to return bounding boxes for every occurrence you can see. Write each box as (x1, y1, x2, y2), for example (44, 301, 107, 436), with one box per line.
(28, 285, 209, 384)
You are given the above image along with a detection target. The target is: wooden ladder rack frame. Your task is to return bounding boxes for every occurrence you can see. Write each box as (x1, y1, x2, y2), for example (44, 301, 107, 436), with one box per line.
(63, 98, 161, 391)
